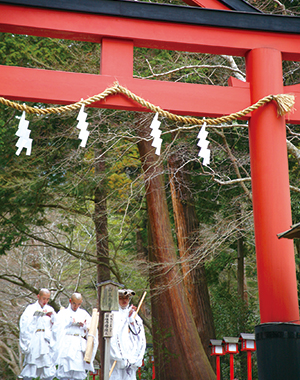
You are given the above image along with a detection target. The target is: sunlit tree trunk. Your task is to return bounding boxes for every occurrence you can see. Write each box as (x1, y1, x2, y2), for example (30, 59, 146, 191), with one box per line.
(137, 117, 215, 380)
(237, 236, 245, 301)
(148, 226, 187, 380)
(237, 235, 247, 380)
(94, 146, 110, 380)
(168, 155, 216, 370)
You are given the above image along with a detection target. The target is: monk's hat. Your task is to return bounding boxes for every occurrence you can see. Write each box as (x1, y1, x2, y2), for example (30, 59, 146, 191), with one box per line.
(118, 289, 135, 297)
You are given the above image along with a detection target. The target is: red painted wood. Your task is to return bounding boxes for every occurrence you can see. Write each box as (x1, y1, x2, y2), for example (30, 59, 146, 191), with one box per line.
(100, 39, 133, 77)
(284, 84, 300, 123)
(230, 353, 234, 380)
(1, 63, 299, 121)
(216, 356, 221, 380)
(228, 77, 300, 123)
(0, 65, 251, 118)
(228, 76, 249, 88)
(246, 48, 299, 323)
(247, 351, 252, 380)
(284, 82, 300, 124)
(1, 4, 300, 60)
(1, 64, 300, 122)
(182, 0, 231, 10)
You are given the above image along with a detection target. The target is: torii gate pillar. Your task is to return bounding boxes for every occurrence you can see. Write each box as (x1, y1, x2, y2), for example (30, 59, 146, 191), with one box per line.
(247, 48, 300, 379)
(247, 47, 299, 324)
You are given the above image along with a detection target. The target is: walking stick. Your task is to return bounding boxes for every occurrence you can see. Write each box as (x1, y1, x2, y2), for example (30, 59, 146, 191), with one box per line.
(133, 291, 147, 319)
(109, 291, 147, 378)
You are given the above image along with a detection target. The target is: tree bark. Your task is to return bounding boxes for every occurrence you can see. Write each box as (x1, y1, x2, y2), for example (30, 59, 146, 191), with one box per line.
(168, 155, 216, 370)
(137, 118, 216, 380)
(148, 226, 187, 380)
(237, 236, 244, 301)
(94, 146, 110, 380)
(237, 235, 247, 380)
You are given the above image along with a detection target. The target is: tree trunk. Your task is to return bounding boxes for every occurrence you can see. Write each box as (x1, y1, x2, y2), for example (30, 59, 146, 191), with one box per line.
(94, 146, 110, 380)
(136, 226, 147, 260)
(168, 155, 216, 369)
(148, 226, 186, 380)
(237, 236, 247, 380)
(237, 236, 244, 301)
(137, 117, 215, 380)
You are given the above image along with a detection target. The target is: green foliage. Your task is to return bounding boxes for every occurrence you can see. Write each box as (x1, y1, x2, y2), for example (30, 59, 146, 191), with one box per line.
(138, 345, 155, 380)
(0, 33, 100, 73)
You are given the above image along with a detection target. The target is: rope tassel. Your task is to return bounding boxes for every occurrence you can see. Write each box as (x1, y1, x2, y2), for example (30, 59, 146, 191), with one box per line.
(272, 94, 295, 117)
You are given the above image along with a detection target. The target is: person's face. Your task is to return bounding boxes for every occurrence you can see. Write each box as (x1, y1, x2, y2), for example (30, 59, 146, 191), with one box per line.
(38, 292, 50, 308)
(119, 295, 130, 309)
(70, 298, 82, 311)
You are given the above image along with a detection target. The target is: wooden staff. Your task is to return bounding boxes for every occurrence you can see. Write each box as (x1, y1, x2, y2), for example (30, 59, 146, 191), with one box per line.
(109, 360, 117, 378)
(133, 291, 147, 319)
(84, 308, 99, 364)
(109, 291, 147, 378)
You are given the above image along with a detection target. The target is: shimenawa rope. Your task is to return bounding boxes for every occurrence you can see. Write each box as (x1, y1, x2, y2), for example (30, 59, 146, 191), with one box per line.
(0, 82, 295, 126)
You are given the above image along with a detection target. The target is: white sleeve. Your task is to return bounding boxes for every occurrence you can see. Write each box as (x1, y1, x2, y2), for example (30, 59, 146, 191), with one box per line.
(128, 316, 146, 367)
(19, 305, 37, 354)
(50, 309, 69, 359)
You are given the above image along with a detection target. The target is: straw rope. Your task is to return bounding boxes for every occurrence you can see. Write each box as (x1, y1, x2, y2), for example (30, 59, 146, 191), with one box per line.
(0, 82, 295, 125)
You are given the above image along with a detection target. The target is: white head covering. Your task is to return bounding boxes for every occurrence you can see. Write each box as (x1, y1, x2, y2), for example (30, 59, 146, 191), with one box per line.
(118, 289, 135, 297)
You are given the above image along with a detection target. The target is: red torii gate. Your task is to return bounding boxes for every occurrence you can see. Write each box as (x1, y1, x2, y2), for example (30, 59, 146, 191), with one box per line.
(1, 0, 300, 378)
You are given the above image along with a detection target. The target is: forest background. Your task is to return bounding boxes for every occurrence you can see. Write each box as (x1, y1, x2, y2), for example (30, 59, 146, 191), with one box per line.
(0, 0, 300, 379)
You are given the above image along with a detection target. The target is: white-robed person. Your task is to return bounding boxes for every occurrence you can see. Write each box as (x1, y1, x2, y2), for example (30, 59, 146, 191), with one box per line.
(53, 292, 98, 380)
(110, 289, 146, 380)
(19, 288, 57, 380)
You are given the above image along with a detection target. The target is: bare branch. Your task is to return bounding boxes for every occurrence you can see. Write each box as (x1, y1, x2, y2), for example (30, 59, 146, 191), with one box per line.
(221, 55, 246, 82)
(213, 128, 252, 201)
(287, 139, 300, 165)
(135, 63, 245, 80)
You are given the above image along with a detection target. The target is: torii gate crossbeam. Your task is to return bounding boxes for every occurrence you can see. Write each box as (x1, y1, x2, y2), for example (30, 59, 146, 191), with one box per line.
(1, 2, 300, 120)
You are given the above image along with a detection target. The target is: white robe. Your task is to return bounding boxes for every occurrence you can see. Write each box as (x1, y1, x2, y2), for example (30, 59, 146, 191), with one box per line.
(19, 300, 56, 380)
(53, 304, 98, 380)
(110, 305, 146, 380)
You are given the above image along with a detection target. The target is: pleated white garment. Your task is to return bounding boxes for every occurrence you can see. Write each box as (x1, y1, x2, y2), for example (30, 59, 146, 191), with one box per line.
(110, 305, 146, 380)
(53, 304, 98, 380)
(19, 301, 56, 380)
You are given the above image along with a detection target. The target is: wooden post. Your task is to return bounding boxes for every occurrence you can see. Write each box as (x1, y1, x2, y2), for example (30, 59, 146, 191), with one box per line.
(216, 356, 221, 380)
(229, 353, 234, 380)
(247, 351, 252, 380)
(246, 47, 299, 323)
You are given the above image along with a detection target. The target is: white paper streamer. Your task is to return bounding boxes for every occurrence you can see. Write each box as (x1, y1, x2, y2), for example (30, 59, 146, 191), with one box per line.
(150, 112, 162, 155)
(15, 111, 32, 156)
(197, 120, 210, 166)
(76, 103, 89, 147)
